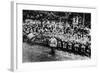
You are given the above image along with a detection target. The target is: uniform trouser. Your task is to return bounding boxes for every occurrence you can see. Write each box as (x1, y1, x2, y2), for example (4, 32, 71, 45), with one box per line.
(50, 46, 55, 56)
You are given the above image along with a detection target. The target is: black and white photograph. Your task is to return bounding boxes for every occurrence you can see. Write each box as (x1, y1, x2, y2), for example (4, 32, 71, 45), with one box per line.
(22, 10, 91, 62)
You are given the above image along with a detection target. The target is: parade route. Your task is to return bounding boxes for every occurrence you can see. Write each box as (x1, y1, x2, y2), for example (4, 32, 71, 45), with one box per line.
(23, 43, 89, 62)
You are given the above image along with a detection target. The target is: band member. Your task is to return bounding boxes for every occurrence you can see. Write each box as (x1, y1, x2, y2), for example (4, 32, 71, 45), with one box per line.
(49, 35, 57, 56)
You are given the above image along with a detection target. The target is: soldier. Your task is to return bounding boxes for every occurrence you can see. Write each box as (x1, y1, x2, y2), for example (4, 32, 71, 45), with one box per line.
(49, 35, 57, 56)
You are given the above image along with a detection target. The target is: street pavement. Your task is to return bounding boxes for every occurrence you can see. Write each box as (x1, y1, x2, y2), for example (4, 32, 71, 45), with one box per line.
(23, 43, 89, 63)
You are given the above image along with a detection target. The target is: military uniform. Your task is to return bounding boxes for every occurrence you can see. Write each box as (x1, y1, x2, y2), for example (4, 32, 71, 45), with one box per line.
(49, 37, 57, 56)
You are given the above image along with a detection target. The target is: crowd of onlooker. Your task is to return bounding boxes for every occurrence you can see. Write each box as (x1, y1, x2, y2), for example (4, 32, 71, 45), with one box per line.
(23, 19, 90, 41)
